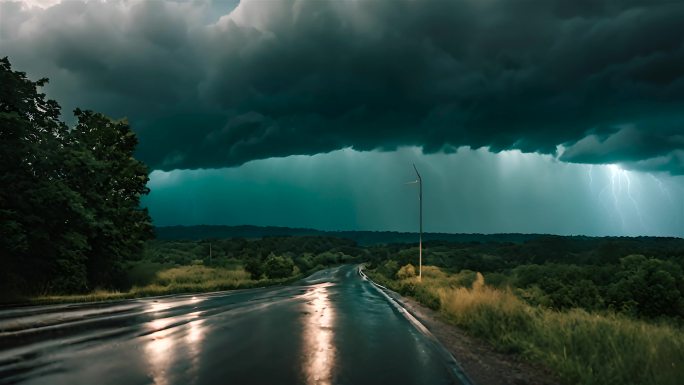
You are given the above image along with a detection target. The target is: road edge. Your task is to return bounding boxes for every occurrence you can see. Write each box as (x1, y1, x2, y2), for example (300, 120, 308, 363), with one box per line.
(357, 265, 475, 385)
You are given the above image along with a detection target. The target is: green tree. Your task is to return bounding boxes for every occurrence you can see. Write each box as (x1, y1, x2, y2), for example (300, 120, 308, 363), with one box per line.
(0, 57, 152, 298)
(244, 256, 264, 280)
(0, 57, 91, 294)
(67, 109, 153, 288)
(607, 255, 684, 318)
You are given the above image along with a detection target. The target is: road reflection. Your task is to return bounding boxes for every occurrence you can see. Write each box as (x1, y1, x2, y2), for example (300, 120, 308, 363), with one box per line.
(143, 301, 206, 385)
(145, 327, 175, 385)
(185, 316, 206, 382)
(302, 283, 336, 385)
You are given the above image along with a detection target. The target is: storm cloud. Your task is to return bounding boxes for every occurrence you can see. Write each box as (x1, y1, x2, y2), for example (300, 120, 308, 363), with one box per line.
(2, 0, 683, 173)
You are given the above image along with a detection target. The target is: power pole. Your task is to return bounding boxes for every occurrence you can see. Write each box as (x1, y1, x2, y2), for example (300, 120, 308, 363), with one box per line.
(414, 164, 422, 281)
(406, 164, 423, 281)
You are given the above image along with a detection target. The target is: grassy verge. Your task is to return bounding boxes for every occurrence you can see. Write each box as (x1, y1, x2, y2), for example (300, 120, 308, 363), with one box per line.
(367, 266, 684, 385)
(28, 265, 301, 305)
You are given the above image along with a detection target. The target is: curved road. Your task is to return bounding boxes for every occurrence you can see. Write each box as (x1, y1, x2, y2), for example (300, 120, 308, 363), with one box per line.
(0, 265, 468, 385)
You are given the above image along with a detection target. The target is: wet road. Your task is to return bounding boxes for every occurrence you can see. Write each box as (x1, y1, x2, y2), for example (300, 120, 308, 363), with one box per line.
(0, 265, 468, 385)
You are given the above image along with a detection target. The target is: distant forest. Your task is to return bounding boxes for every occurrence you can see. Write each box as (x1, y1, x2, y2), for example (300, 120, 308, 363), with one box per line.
(156, 224, 547, 245)
(147, 232, 684, 320)
(147, 225, 684, 320)
(370, 236, 684, 319)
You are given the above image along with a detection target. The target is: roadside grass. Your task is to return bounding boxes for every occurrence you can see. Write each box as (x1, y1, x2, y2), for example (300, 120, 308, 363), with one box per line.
(29, 265, 298, 305)
(367, 266, 684, 385)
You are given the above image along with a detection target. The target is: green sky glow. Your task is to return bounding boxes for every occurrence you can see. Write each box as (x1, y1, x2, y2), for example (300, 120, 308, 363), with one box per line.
(144, 147, 684, 237)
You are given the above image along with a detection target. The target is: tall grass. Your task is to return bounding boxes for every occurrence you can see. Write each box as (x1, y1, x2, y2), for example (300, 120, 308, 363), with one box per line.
(153, 265, 251, 286)
(31, 265, 295, 304)
(373, 266, 684, 385)
(129, 265, 260, 296)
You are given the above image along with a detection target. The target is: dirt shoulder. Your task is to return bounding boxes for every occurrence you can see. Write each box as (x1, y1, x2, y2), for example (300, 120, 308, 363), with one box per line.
(397, 295, 561, 385)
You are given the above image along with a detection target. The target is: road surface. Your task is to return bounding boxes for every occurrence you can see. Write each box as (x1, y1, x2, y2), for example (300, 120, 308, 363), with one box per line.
(0, 265, 469, 385)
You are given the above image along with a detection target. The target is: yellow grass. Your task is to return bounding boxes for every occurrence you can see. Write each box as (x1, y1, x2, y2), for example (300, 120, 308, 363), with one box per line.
(375, 265, 684, 385)
(32, 266, 292, 304)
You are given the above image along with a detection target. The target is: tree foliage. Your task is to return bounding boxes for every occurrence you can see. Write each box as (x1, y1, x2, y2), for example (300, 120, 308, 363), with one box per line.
(244, 256, 265, 280)
(606, 255, 684, 318)
(0, 57, 152, 298)
(263, 254, 295, 279)
(363, 235, 684, 320)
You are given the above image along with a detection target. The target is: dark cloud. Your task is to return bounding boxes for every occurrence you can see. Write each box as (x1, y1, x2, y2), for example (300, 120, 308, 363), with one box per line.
(560, 125, 684, 175)
(2, 0, 683, 173)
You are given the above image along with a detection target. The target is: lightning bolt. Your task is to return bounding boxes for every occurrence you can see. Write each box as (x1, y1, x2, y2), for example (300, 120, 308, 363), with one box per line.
(596, 166, 610, 212)
(623, 169, 645, 231)
(587, 165, 594, 195)
(584, 163, 680, 236)
(609, 165, 626, 230)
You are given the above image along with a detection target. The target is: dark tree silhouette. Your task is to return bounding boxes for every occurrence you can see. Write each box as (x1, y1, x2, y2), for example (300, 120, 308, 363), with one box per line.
(0, 57, 152, 299)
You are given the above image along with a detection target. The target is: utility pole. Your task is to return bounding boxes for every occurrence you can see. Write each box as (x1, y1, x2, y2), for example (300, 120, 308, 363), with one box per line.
(415, 164, 422, 281)
(406, 164, 423, 281)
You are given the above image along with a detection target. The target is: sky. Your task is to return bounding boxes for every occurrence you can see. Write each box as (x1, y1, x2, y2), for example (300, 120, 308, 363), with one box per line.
(1, 0, 683, 236)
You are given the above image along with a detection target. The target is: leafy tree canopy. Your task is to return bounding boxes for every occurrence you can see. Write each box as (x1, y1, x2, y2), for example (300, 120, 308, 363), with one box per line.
(0, 57, 152, 298)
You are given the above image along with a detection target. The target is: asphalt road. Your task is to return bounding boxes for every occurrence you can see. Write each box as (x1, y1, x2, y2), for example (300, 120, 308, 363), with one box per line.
(0, 265, 468, 385)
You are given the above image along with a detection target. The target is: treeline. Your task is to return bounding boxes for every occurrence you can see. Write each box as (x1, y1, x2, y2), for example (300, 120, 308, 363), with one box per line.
(0, 57, 152, 298)
(513, 255, 683, 318)
(140, 236, 366, 282)
(368, 235, 684, 320)
(140, 233, 684, 320)
(155, 224, 541, 245)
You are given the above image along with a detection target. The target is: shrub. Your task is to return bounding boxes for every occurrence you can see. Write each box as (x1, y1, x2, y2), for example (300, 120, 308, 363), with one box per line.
(421, 265, 447, 279)
(396, 263, 417, 279)
(454, 269, 478, 287)
(414, 284, 441, 310)
(484, 272, 509, 288)
(263, 254, 295, 279)
(380, 260, 400, 278)
(244, 257, 264, 280)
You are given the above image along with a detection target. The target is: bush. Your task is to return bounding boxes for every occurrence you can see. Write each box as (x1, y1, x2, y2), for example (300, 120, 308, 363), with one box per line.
(125, 261, 168, 287)
(263, 254, 295, 279)
(244, 257, 264, 280)
(380, 260, 400, 278)
(396, 263, 417, 279)
(414, 285, 441, 310)
(455, 269, 478, 287)
(294, 253, 314, 272)
(484, 272, 509, 288)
